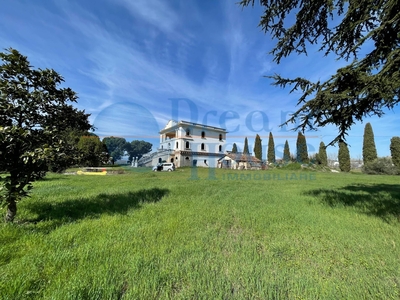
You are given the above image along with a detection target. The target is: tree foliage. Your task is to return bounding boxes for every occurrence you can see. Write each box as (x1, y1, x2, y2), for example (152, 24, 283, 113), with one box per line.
(102, 136, 127, 164)
(126, 140, 152, 162)
(47, 129, 88, 173)
(362, 123, 377, 164)
(232, 143, 238, 153)
(267, 132, 275, 163)
(253, 134, 262, 160)
(78, 136, 108, 167)
(243, 137, 250, 154)
(390, 137, 400, 169)
(296, 132, 308, 163)
(283, 140, 290, 162)
(317, 141, 328, 166)
(240, 0, 400, 145)
(0, 48, 91, 222)
(338, 141, 351, 172)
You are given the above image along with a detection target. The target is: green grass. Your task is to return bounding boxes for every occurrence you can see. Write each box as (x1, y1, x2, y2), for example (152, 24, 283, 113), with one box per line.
(1, 168, 400, 299)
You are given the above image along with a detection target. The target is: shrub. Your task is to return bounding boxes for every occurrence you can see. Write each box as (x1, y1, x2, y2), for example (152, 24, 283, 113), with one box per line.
(362, 157, 399, 175)
(280, 162, 302, 170)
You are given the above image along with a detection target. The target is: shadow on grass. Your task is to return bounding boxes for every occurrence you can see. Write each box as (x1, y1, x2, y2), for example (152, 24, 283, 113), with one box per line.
(305, 184, 400, 222)
(24, 188, 169, 229)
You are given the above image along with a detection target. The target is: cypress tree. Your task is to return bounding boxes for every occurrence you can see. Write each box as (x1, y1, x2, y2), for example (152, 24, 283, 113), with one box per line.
(253, 134, 262, 160)
(232, 143, 238, 153)
(362, 122, 378, 164)
(283, 140, 290, 162)
(338, 141, 351, 172)
(296, 132, 308, 163)
(243, 137, 249, 154)
(390, 137, 400, 169)
(267, 132, 275, 163)
(318, 141, 328, 166)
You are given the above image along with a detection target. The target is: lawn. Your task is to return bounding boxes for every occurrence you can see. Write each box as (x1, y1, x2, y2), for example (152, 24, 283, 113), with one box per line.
(1, 167, 399, 299)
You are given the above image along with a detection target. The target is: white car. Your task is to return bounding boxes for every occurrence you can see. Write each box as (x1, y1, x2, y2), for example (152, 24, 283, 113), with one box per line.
(152, 163, 175, 172)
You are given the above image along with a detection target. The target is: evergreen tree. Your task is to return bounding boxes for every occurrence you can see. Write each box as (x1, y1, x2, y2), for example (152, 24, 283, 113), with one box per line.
(232, 143, 238, 153)
(78, 136, 108, 167)
(267, 132, 275, 163)
(240, 0, 400, 146)
(283, 140, 290, 162)
(0, 48, 92, 222)
(362, 123, 378, 164)
(296, 132, 308, 163)
(390, 137, 400, 169)
(243, 137, 249, 154)
(318, 141, 328, 166)
(254, 134, 262, 160)
(338, 141, 351, 172)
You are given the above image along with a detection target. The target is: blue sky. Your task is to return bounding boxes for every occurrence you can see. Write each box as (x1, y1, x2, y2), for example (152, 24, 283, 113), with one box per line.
(1, 0, 399, 160)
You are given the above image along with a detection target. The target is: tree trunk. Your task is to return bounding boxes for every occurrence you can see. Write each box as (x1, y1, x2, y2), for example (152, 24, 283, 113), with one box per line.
(5, 200, 17, 222)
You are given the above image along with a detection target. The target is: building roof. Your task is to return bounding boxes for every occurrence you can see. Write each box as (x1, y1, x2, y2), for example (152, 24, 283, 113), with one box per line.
(160, 120, 227, 134)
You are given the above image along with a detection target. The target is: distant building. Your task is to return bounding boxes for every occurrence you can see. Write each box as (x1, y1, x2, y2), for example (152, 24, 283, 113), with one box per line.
(139, 120, 227, 168)
(218, 152, 262, 170)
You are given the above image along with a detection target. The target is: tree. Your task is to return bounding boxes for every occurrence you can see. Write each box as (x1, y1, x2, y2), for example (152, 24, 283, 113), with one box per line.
(267, 132, 275, 163)
(318, 141, 328, 166)
(102, 136, 127, 164)
(0, 48, 91, 222)
(47, 129, 88, 173)
(296, 132, 308, 163)
(78, 136, 108, 167)
(126, 140, 152, 162)
(253, 134, 262, 160)
(240, 0, 400, 146)
(338, 141, 351, 172)
(243, 137, 250, 154)
(362, 123, 378, 165)
(390, 137, 400, 169)
(232, 143, 238, 153)
(283, 140, 290, 162)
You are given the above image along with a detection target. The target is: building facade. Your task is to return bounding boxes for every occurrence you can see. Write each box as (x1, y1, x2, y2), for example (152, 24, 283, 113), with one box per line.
(139, 120, 227, 168)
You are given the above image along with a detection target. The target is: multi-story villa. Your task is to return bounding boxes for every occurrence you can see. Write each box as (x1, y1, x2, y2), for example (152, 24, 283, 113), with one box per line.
(139, 120, 227, 168)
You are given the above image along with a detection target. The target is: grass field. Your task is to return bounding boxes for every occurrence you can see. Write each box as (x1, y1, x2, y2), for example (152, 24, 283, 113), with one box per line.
(1, 167, 400, 299)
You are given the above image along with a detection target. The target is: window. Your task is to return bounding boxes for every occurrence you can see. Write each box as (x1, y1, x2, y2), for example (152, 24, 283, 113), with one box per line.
(185, 156, 190, 160)
(219, 134, 222, 141)
(185, 141, 190, 149)
(201, 143, 205, 150)
(219, 145, 222, 152)
(168, 143, 170, 149)
(201, 131, 205, 138)
(176, 142, 178, 149)
(204, 160, 208, 166)
(186, 129, 190, 136)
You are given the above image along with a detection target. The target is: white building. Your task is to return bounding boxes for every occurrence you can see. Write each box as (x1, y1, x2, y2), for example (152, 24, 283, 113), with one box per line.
(139, 120, 227, 168)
